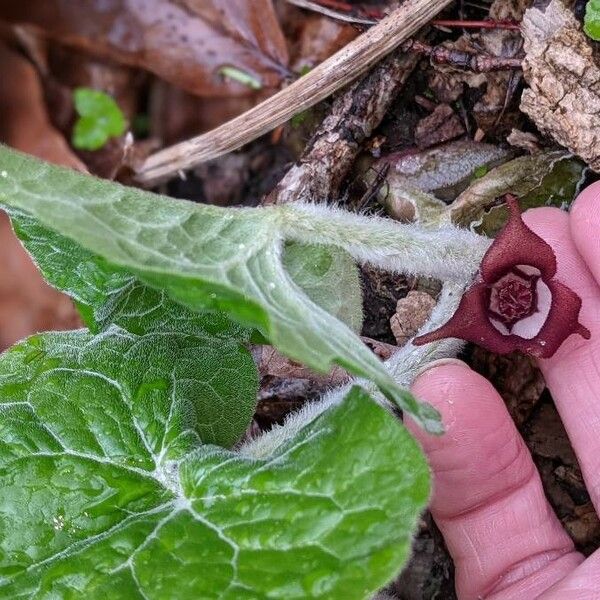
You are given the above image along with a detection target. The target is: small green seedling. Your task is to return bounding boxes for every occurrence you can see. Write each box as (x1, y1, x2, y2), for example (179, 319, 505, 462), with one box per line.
(72, 87, 127, 151)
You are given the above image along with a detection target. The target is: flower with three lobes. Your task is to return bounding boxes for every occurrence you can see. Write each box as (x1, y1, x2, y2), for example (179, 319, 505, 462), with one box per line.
(414, 195, 590, 358)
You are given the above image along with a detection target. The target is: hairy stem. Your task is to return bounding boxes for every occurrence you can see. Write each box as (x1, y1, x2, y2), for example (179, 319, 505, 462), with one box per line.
(282, 202, 490, 284)
(241, 282, 467, 458)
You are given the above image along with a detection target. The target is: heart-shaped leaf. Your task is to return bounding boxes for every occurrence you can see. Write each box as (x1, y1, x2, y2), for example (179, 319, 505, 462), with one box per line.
(0, 331, 429, 598)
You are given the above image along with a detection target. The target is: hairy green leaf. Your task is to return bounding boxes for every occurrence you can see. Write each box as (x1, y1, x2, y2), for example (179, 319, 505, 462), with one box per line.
(0, 148, 488, 431)
(8, 210, 362, 337)
(283, 242, 363, 333)
(8, 208, 247, 340)
(0, 332, 429, 598)
(0, 328, 257, 451)
(72, 88, 127, 151)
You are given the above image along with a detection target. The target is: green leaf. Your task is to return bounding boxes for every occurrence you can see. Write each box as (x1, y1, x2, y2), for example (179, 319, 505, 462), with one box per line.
(0, 147, 444, 432)
(72, 88, 127, 151)
(8, 210, 362, 337)
(7, 208, 248, 340)
(283, 242, 363, 333)
(0, 328, 258, 452)
(0, 330, 429, 600)
(585, 0, 600, 40)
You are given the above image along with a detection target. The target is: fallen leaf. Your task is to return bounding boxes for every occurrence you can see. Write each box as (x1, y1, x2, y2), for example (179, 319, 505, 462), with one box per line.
(44, 43, 142, 124)
(255, 345, 349, 385)
(378, 183, 447, 225)
(0, 42, 82, 350)
(0, 0, 289, 97)
(0, 42, 85, 170)
(376, 141, 513, 202)
(521, 0, 600, 170)
(450, 151, 586, 232)
(280, 6, 359, 71)
(148, 80, 266, 144)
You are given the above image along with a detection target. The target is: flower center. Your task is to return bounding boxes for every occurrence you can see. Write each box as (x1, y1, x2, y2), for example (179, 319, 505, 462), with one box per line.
(488, 267, 538, 329)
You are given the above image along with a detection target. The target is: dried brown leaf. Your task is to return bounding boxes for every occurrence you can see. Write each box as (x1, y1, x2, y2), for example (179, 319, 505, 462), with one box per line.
(449, 151, 585, 230)
(283, 10, 359, 71)
(0, 0, 289, 97)
(377, 141, 512, 202)
(0, 43, 83, 169)
(255, 345, 349, 386)
(489, 0, 531, 20)
(148, 81, 265, 144)
(521, 0, 600, 170)
(0, 42, 82, 349)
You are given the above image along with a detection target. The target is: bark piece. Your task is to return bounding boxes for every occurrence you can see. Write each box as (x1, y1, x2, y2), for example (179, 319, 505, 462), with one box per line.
(390, 291, 437, 347)
(414, 103, 465, 149)
(266, 50, 421, 204)
(507, 128, 543, 153)
(521, 0, 600, 170)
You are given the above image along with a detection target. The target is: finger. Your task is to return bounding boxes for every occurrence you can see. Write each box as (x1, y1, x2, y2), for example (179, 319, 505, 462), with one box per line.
(409, 363, 582, 600)
(539, 549, 600, 599)
(570, 181, 600, 288)
(521, 207, 600, 510)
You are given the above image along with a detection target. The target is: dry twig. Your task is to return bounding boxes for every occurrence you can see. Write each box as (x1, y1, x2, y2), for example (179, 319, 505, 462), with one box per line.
(135, 0, 453, 185)
(285, 0, 376, 25)
(402, 39, 523, 72)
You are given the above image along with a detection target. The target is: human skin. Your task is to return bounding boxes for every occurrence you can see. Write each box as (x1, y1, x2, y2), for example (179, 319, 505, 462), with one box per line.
(407, 183, 600, 599)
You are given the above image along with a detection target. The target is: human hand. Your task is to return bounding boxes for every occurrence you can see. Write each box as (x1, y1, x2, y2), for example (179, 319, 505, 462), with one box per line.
(407, 184, 600, 599)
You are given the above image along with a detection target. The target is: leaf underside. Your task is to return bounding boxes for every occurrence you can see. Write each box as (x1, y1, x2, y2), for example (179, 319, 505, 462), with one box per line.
(0, 146, 441, 432)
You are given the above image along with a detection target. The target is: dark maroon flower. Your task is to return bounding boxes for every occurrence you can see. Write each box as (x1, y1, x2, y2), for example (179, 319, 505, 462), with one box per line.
(413, 195, 591, 358)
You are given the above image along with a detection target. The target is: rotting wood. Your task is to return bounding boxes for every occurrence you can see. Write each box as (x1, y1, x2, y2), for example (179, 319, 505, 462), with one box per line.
(265, 50, 420, 204)
(135, 0, 453, 185)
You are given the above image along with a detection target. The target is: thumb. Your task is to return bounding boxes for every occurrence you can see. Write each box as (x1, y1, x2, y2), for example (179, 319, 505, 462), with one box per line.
(407, 361, 582, 599)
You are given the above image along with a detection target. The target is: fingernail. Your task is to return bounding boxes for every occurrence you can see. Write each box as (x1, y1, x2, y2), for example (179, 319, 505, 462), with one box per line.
(414, 358, 471, 379)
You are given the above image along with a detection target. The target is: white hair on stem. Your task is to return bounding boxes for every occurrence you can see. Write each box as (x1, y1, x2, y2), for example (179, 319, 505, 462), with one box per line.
(240, 282, 466, 459)
(280, 202, 489, 284)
